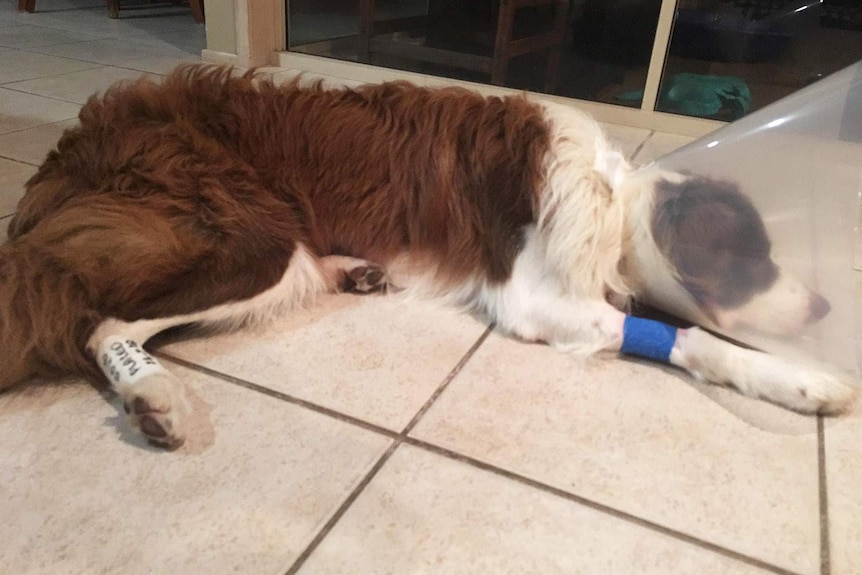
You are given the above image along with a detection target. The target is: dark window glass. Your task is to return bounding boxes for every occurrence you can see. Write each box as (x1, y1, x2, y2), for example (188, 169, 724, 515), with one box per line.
(658, 0, 862, 120)
(288, 0, 662, 107)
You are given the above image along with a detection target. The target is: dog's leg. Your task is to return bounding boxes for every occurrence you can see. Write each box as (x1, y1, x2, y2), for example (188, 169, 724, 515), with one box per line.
(503, 295, 855, 413)
(87, 318, 191, 448)
(669, 328, 856, 414)
(484, 230, 855, 414)
(493, 289, 855, 413)
(84, 250, 391, 447)
(0, 241, 101, 390)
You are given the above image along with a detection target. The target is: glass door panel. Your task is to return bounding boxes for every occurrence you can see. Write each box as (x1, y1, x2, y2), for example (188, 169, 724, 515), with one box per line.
(287, 0, 663, 107)
(657, 0, 862, 120)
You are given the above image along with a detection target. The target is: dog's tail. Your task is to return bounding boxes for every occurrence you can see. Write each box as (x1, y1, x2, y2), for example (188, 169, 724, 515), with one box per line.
(0, 239, 101, 390)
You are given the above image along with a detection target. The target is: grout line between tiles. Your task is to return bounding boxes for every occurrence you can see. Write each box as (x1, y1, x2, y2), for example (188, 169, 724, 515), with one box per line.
(0, 61, 103, 87)
(14, 41, 201, 70)
(282, 442, 401, 575)
(0, 37, 110, 52)
(0, 83, 95, 106)
(156, 351, 401, 441)
(400, 324, 494, 435)
(629, 130, 654, 164)
(281, 325, 492, 573)
(8, 13, 197, 37)
(4, 44, 195, 77)
(159, 321, 494, 443)
(0, 153, 39, 167)
(161, 343, 804, 575)
(0, 152, 39, 167)
(21, 28, 200, 45)
(88, 64, 174, 78)
(0, 117, 78, 138)
(817, 416, 831, 575)
(405, 437, 805, 575)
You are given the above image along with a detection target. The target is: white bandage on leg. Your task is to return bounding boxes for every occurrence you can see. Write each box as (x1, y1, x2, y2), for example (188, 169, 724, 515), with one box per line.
(98, 336, 169, 386)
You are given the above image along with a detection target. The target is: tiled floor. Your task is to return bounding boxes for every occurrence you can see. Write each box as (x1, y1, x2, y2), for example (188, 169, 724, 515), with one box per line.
(1, 2, 860, 575)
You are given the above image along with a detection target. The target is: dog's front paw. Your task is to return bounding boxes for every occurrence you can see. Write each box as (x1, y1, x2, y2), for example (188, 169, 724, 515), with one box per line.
(733, 352, 858, 415)
(675, 329, 857, 415)
(782, 368, 857, 415)
(121, 373, 189, 448)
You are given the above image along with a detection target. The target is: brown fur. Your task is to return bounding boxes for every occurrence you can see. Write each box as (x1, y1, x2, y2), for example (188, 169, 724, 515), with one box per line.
(0, 65, 551, 388)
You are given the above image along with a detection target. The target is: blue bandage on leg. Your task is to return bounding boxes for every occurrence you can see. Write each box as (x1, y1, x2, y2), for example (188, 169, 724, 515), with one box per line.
(621, 315, 678, 363)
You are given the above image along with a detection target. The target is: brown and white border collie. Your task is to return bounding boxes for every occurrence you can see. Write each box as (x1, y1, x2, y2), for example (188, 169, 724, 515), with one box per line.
(0, 66, 854, 447)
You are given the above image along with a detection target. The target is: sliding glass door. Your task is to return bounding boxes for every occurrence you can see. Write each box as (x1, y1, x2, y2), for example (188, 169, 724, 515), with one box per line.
(286, 0, 862, 120)
(288, 0, 662, 109)
(657, 0, 862, 120)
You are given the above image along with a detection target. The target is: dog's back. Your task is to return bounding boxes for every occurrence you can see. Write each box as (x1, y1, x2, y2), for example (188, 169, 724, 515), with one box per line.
(0, 66, 556, 387)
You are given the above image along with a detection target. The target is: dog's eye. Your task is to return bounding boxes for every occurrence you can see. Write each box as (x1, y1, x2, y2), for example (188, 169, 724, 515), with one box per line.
(745, 260, 779, 289)
(707, 259, 779, 308)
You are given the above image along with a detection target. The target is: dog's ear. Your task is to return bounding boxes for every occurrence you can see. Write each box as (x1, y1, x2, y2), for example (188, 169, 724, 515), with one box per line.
(651, 176, 776, 311)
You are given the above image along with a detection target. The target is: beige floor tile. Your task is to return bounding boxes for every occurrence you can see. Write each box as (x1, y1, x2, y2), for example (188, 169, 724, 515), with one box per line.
(827, 404, 862, 574)
(833, 273, 862, 573)
(0, 8, 27, 27)
(600, 123, 652, 161)
(272, 69, 363, 90)
(856, 235, 861, 271)
(0, 118, 76, 166)
(0, 24, 102, 49)
(0, 47, 99, 84)
(298, 444, 775, 575)
(31, 37, 196, 69)
(0, 364, 392, 575)
(163, 295, 488, 431)
(855, 206, 861, 271)
(124, 27, 207, 53)
(0, 87, 80, 135)
(0, 157, 36, 216)
(411, 332, 821, 574)
(118, 54, 201, 75)
(10, 5, 195, 40)
(853, 272, 861, 382)
(632, 131, 696, 165)
(4, 66, 158, 104)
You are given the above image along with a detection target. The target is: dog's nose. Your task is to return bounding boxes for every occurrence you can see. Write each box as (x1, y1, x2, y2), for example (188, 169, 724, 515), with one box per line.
(807, 292, 831, 323)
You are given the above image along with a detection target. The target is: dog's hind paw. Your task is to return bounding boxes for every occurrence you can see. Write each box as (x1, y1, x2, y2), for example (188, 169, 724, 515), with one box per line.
(121, 373, 189, 448)
(343, 263, 390, 294)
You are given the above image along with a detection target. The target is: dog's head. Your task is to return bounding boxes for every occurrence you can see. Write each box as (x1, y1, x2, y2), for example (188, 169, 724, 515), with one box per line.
(649, 174, 830, 335)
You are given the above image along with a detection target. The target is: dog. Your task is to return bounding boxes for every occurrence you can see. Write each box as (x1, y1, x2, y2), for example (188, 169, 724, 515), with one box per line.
(0, 65, 854, 447)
